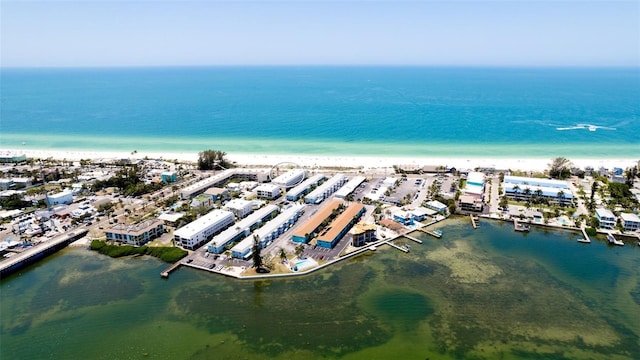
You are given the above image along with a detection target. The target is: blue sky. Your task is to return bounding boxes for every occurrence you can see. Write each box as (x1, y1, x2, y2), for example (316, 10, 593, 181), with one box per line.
(1, 1, 638, 67)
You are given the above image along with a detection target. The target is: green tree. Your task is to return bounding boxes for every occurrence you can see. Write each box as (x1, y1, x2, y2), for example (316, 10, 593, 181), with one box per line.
(295, 244, 305, 256)
(197, 149, 230, 170)
(499, 195, 509, 210)
(588, 182, 598, 211)
(279, 248, 288, 263)
(548, 157, 572, 179)
(251, 235, 263, 270)
(624, 166, 638, 187)
(512, 184, 520, 201)
(557, 190, 566, 206)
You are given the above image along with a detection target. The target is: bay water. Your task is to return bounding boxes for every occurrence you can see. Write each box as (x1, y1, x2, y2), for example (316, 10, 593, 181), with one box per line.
(2, 219, 639, 359)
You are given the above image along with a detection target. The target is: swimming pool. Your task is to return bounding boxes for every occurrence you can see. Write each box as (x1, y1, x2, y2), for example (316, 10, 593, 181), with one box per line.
(293, 258, 316, 272)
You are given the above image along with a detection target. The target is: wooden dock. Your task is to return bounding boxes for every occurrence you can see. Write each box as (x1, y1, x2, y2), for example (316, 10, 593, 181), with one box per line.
(403, 235, 424, 243)
(470, 215, 478, 229)
(383, 240, 409, 253)
(417, 228, 441, 238)
(513, 219, 530, 232)
(578, 227, 591, 243)
(161, 261, 183, 278)
(607, 232, 624, 246)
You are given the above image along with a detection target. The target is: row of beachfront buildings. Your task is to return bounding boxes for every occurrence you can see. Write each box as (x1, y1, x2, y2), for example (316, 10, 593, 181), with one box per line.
(458, 173, 576, 213)
(104, 168, 375, 259)
(458, 172, 640, 232)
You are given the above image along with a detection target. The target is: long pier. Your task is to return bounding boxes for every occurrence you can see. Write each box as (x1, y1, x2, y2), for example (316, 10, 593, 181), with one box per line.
(470, 215, 478, 229)
(0, 229, 89, 278)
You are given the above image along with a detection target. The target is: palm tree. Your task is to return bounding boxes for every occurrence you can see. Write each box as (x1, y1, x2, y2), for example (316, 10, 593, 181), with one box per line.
(512, 185, 521, 200)
(557, 190, 566, 206)
(279, 248, 288, 263)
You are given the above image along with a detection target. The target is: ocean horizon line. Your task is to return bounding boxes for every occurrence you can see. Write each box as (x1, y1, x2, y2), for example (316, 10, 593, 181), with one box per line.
(2, 64, 640, 71)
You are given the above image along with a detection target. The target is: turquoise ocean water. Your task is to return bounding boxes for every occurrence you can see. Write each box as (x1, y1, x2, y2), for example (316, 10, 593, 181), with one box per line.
(1, 67, 639, 158)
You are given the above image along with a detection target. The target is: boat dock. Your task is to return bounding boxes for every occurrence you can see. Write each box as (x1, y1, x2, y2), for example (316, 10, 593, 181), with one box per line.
(417, 228, 441, 238)
(403, 235, 424, 243)
(607, 232, 624, 246)
(470, 215, 478, 229)
(382, 240, 410, 253)
(161, 261, 183, 278)
(513, 219, 530, 232)
(578, 227, 591, 243)
(1, 230, 88, 278)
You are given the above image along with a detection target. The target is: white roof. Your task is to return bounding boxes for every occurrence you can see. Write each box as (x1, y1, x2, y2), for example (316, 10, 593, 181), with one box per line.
(334, 176, 366, 198)
(158, 212, 185, 222)
(426, 200, 447, 210)
(595, 208, 615, 219)
(287, 174, 326, 198)
(393, 209, 411, 218)
(255, 183, 281, 192)
(383, 177, 398, 187)
(180, 169, 268, 196)
(464, 184, 484, 195)
(272, 169, 305, 186)
(230, 236, 253, 255)
(306, 173, 346, 200)
(504, 183, 573, 199)
(174, 210, 235, 239)
(366, 186, 387, 201)
(224, 198, 252, 210)
(466, 172, 485, 185)
(181, 169, 235, 193)
(503, 175, 568, 189)
(620, 212, 640, 222)
(253, 203, 304, 239)
(49, 189, 74, 198)
(411, 207, 436, 216)
(234, 204, 305, 254)
(208, 205, 278, 248)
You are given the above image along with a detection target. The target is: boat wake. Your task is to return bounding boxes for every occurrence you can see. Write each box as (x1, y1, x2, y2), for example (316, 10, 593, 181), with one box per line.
(555, 123, 616, 132)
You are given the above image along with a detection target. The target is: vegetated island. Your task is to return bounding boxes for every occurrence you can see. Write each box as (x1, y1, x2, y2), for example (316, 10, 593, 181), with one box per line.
(90, 240, 187, 263)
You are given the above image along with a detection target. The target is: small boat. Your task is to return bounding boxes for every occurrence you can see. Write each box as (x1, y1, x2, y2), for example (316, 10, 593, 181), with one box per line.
(607, 233, 624, 246)
(433, 229, 443, 237)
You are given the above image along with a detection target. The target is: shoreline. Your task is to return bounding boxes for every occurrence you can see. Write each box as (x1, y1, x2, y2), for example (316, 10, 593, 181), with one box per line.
(1, 147, 638, 172)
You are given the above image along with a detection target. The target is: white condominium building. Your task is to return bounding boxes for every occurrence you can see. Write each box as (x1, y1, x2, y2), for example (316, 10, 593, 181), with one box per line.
(173, 210, 235, 250)
(256, 183, 282, 199)
(224, 198, 254, 219)
(271, 169, 306, 188)
(207, 204, 279, 254)
(305, 173, 347, 204)
(286, 174, 326, 201)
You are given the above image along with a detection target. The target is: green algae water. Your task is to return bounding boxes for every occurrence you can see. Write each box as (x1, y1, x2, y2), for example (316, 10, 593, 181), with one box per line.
(2, 219, 639, 360)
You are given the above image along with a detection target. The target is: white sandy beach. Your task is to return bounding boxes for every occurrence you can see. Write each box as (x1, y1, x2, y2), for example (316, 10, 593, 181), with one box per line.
(1, 148, 637, 173)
